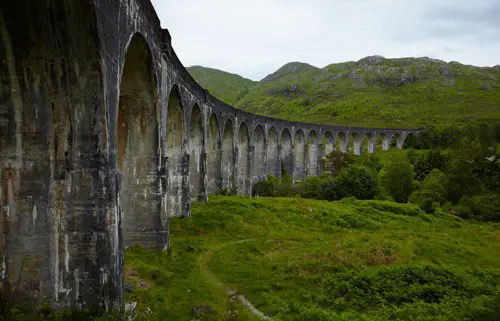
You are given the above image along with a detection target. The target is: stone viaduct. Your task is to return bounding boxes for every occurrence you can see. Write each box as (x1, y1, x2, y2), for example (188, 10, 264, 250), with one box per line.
(0, 0, 419, 311)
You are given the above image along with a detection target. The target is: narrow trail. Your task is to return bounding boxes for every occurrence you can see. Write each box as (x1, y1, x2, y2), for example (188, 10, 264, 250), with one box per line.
(197, 239, 273, 320)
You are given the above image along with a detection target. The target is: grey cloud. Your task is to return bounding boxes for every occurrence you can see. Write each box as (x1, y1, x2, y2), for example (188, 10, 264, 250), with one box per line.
(424, 1, 500, 40)
(151, 0, 500, 80)
(425, 1, 500, 26)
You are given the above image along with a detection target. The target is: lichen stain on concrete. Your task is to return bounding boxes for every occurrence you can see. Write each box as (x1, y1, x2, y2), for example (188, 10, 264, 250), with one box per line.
(65, 234, 70, 273)
(6, 173, 15, 219)
(88, 232, 98, 266)
(32, 205, 36, 226)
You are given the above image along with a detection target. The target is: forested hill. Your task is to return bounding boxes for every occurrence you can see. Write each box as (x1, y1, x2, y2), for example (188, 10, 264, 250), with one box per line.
(187, 56, 500, 128)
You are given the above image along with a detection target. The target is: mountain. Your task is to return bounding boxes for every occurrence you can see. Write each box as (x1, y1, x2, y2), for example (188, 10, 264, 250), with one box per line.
(186, 65, 257, 106)
(188, 57, 500, 128)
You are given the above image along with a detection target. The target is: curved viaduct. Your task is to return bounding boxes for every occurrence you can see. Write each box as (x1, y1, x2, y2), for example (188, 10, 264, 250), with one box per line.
(0, 0, 419, 310)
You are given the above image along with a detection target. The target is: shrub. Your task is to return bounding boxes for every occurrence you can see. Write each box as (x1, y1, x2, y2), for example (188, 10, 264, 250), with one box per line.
(317, 178, 338, 201)
(445, 138, 491, 202)
(319, 166, 378, 201)
(361, 200, 423, 217)
(409, 169, 448, 213)
(275, 174, 297, 197)
(325, 265, 471, 310)
(252, 178, 275, 197)
(251, 174, 297, 197)
(299, 176, 325, 199)
(413, 149, 446, 181)
(354, 154, 382, 172)
(322, 151, 353, 173)
(335, 166, 378, 200)
(379, 155, 415, 203)
(456, 194, 500, 221)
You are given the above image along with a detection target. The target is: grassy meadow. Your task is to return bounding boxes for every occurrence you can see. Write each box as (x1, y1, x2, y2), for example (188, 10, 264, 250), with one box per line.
(124, 196, 500, 321)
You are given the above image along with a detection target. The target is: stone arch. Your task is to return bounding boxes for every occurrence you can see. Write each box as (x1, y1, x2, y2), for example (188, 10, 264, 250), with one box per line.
(237, 122, 250, 195)
(267, 127, 279, 177)
(390, 133, 400, 149)
(222, 119, 235, 192)
(280, 128, 293, 176)
(294, 130, 306, 180)
(166, 85, 186, 217)
(336, 132, 348, 153)
(402, 133, 415, 149)
(253, 125, 266, 182)
(189, 104, 203, 201)
(350, 132, 363, 155)
(0, 0, 111, 308)
(307, 131, 319, 176)
(206, 114, 220, 195)
(323, 131, 335, 156)
(364, 133, 375, 154)
(119, 33, 161, 245)
(377, 133, 387, 150)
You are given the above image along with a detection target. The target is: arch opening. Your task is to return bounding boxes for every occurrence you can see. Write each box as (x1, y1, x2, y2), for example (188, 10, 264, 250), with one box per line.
(390, 133, 399, 149)
(377, 133, 386, 151)
(350, 132, 363, 155)
(267, 127, 279, 177)
(253, 126, 266, 182)
(166, 86, 186, 217)
(364, 134, 374, 154)
(237, 123, 250, 195)
(118, 34, 161, 244)
(294, 130, 306, 180)
(206, 114, 220, 195)
(307, 131, 319, 176)
(222, 120, 235, 192)
(323, 131, 335, 156)
(280, 129, 293, 176)
(189, 105, 203, 201)
(336, 132, 348, 154)
(403, 133, 415, 149)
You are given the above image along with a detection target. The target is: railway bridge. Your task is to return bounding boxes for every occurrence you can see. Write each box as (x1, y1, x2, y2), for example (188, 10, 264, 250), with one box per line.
(0, 0, 419, 310)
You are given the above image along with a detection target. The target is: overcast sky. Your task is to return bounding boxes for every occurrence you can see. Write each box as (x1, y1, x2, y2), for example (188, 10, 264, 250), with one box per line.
(150, 0, 500, 81)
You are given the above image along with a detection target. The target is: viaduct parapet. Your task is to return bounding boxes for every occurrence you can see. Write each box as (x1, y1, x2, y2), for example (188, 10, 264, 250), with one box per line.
(0, 0, 419, 310)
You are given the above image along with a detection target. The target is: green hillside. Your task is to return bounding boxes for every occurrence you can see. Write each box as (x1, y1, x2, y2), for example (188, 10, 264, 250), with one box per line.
(188, 57, 500, 128)
(187, 65, 257, 105)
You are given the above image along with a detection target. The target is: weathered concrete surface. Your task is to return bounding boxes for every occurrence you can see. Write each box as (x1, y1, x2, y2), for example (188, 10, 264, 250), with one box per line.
(0, 0, 420, 312)
(119, 34, 162, 248)
(166, 86, 186, 217)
